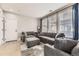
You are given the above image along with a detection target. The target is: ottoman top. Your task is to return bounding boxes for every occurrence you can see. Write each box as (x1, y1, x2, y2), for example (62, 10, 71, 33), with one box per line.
(26, 37, 39, 41)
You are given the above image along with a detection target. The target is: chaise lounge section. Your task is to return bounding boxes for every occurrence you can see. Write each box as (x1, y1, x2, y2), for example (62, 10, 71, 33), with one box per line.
(38, 32, 57, 45)
(38, 32, 65, 45)
(44, 38, 79, 56)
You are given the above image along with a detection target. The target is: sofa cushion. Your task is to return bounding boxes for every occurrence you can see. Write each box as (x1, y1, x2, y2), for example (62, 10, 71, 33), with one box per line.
(39, 32, 57, 38)
(71, 42, 79, 56)
(54, 39, 78, 54)
(39, 36, 55, 41)
(44, 44, 70, 56)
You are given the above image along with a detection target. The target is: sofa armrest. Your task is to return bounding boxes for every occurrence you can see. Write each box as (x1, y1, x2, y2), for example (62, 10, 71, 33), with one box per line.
(71, 43, 79, 56)
(44, 44, 70, 56)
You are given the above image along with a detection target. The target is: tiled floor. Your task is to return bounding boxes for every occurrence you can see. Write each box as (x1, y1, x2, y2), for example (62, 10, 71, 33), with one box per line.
(0, 40, 21, 56)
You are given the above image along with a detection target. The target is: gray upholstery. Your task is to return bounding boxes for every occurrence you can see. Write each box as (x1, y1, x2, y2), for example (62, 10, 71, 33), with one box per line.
(26, 32, 38, 37)
(44, 44, 70, 56)
(39, 36, 55, 41)
(55, 33, 65, 39)
(26, 37, 40, 48)
(54, 39, 78, 53)
(39, 36, 55, 45)
(39, 32, 57, 38)
(44, 39, 79, 56)
(38, 33, 65, 45)
(71, 43, 79, 56)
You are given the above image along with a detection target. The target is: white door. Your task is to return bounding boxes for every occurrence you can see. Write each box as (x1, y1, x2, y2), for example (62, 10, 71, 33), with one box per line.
(0, 9, 5, 45)
(0, 17, 4, 45)
(5, 13, 17, 41)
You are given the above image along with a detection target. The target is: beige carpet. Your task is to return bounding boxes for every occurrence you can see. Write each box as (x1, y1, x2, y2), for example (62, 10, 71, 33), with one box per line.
(0, 41, 21, 56)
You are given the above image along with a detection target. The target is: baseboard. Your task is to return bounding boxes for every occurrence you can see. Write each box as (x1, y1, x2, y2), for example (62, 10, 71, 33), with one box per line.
(0, 41, 6, 46)
(6, 40, 17, 43)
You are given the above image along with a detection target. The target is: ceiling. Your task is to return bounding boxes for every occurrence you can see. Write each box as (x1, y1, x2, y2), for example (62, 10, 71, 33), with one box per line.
(0, 3, 68, 18)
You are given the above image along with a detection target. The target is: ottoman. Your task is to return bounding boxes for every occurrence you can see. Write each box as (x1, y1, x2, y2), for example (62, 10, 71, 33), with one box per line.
(26, 37, 40, 48)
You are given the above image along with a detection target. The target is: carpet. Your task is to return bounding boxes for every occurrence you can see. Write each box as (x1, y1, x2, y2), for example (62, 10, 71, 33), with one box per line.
(21, 43, 44, 56)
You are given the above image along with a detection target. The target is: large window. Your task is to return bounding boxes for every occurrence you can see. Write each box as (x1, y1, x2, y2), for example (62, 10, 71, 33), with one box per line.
(48, 14, 57, 33)
(42, 14, 57, 33)
(41, 7, 73, 38)
(58, 7, 73, 38)
(41, 4, 79, 40)
(42, 18, 48, 32)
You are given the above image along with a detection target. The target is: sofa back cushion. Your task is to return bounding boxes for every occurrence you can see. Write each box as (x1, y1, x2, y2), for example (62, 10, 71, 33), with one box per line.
(26, 32, 38, 36)
(71, 42, 79, 56)
(54, 39, 78, 54)
(39, 32, 57, 38)
(26, 32, 34, 35)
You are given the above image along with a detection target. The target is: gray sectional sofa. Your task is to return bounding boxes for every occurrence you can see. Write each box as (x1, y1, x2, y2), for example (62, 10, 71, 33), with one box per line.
(44, 38, 79, 56)
(38, 33, 57, 45)
(26, 32, 65, 45)
(38, 33, 65, 45)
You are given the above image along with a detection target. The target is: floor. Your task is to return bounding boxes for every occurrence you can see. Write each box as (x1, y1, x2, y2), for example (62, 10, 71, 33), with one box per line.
(0, 40, 44, 56)
(0, 40, 21, 56)
(21, 42, 44, 56)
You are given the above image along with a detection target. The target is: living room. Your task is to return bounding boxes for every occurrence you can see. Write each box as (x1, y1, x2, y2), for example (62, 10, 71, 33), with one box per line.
(20, 3, 79, 56)
(0, 3, 79, 56)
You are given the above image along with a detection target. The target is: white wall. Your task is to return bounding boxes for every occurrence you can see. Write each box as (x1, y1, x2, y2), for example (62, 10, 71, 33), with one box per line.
(17, 15, 38, 33)
(3, 11, 38, 39)
(4, 12, 38, 33)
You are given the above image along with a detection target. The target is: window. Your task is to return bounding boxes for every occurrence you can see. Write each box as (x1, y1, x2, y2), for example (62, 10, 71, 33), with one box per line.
(48, 14, 57, 33)
(58, 7, 73, 38)
(42, 18, 48, 32)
